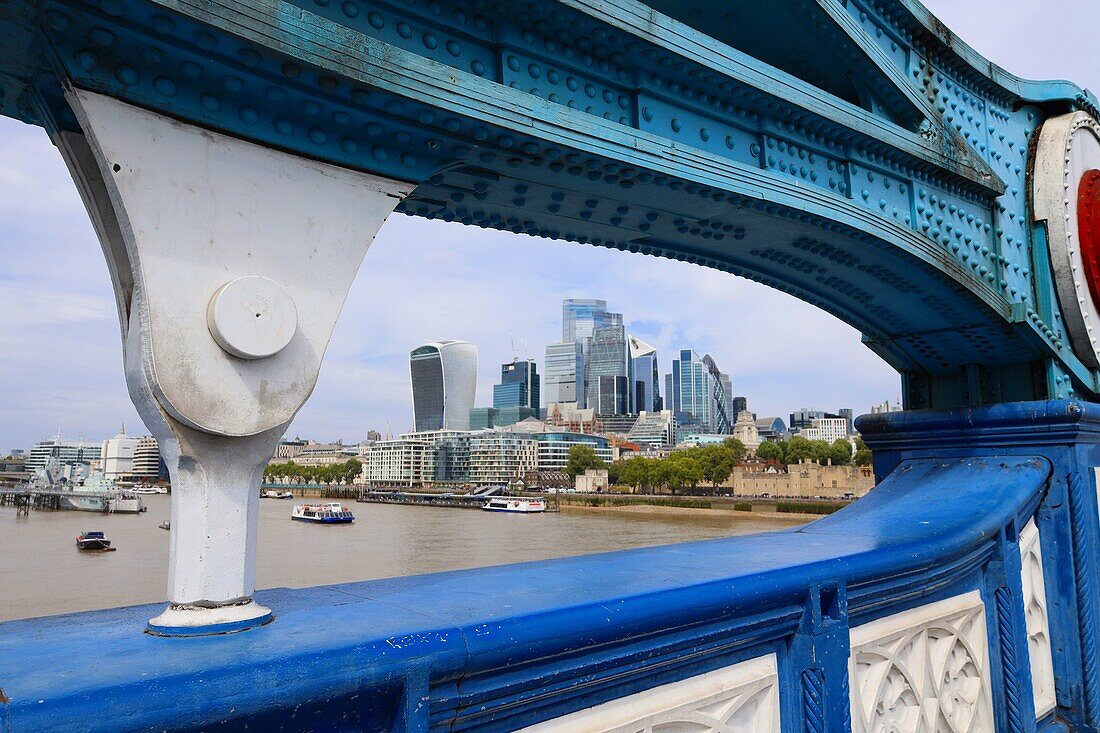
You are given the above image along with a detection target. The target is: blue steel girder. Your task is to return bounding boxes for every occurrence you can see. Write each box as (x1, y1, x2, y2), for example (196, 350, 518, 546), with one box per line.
(0, 0, 1096, 408)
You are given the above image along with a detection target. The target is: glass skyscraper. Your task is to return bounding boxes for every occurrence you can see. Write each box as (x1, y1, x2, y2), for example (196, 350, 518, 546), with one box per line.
(629, 336, 661, 413)
(493, 359, 540, 411)
(562, 299, 621, 344)
(585, 323, 632, 415)
(550, 299, 623, 409)
(543, 340, 583, 405)
(668, 349, 735, 435)
(703, 354, 732, 434)
(410, 340, 478, 431)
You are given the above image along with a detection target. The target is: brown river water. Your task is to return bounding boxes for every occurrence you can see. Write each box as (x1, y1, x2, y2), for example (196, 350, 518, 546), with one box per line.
(0, 495, 806, 622)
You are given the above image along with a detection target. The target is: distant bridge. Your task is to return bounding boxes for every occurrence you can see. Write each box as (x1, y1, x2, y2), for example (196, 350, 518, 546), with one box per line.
(1, 0, 1099, 730)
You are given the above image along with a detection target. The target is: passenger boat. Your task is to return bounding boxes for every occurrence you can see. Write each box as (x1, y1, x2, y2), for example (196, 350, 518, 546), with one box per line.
(76, 531, 113, 551)
(262, 490, 294, 499)
(131, 485, 167, 495)
(482, 497, 547, 513)
(291, 502, 354, 523)
(158, 521, 171, 531)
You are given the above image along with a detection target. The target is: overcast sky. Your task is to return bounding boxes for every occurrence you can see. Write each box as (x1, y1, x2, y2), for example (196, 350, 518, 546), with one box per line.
(0, 1, 1096, 452)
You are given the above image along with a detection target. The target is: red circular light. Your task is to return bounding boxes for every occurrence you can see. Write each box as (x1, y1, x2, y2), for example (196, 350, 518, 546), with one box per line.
(1080, 169, 1100, 307)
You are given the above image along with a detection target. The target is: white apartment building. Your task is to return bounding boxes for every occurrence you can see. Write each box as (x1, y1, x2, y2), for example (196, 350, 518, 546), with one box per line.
(468, 432, 538, 486)
(799, 417, 850, 443)
(360, 438, 435, 487)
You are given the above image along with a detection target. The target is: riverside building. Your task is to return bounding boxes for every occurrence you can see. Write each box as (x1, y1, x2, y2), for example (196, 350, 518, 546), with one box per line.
(468, 432, 538, 486)
(360, 436, 435, 488)
(25, 437, 102, 470)
(101, 424, 140, 479)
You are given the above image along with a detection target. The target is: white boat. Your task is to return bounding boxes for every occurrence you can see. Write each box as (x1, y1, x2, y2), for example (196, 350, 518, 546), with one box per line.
(109, 491, 145, 513)
(132, 485, 169, 495)
(261, 490, 294, 499)
(291, 502, 354, 524)
(482, 497, 547, 513)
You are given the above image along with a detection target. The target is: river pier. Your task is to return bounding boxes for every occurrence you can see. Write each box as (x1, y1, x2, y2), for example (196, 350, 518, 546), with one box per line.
(0, 489, 64, 513)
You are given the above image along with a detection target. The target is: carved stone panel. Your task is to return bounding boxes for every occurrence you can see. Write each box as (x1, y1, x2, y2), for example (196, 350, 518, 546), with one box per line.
(1020, 518, 1057, 717)
(849, 591, 994, 733)
(518, 653, 780, 732)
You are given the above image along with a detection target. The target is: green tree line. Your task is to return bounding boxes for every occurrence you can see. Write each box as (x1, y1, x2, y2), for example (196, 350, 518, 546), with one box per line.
(263, 459, 362, 485)
(610, 439, 747, 495)
(755, 436, 871, 467)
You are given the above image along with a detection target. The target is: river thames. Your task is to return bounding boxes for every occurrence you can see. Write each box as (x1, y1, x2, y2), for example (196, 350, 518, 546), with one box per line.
(0, 495, 806, 621)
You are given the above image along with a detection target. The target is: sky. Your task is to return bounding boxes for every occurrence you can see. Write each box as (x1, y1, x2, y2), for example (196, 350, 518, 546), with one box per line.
(0, 1, 1096, 453)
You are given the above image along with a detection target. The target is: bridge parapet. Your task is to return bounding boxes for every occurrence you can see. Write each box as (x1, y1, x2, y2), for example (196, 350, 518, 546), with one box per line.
(3, 399, 1097, 731)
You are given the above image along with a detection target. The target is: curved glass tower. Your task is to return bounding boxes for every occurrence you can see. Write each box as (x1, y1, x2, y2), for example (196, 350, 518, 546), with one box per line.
(410, 340, 478, 431)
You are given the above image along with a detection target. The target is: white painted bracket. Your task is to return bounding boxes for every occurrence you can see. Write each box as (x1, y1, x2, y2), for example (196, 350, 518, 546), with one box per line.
(57, 88, 411, 634)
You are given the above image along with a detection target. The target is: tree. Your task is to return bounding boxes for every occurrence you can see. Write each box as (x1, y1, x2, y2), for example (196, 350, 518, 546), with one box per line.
(342, 459, 363, 484)
(721, 437, 747, 464)
(618, 457, 651, 492)
(852, 438, 872, 467)
(650, 458, 673, 493)
(697, 444, 737, 492)
(665, 452, 703, 494)
(566, 444, 605, 477)
(809, 440, 832, 465)
(828, 439, 852, 466)
(786, 436, 814, 463)
(755, 441, 784, 463)
(606, 461, 622, 486)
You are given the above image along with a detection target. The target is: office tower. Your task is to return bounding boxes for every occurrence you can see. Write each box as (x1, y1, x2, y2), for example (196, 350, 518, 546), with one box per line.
(131, 436, 167, 481)
(838, 408, 854, 436)
(669, 349, 715, 432)
(562, 299, 620, 344)
(629, 336, 661, 413)
(101, 424, 140, 479)
(702, 354, 732, 434)
(561, 299, 623, 408)
(585, 323, 632, 415)
(25, 437, 102, 470)
(731, 396, 748, 414)
(720, 376, 734, 426)
(410, 340, 478, 431)
(544, 340, 583, 405)
(494, 359, 540, 412)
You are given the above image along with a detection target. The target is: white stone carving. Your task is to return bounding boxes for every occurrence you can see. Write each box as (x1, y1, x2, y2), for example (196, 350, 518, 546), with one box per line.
(849, 591, 994, 733)
(58, 88, 411, 631)
(1020, 518, 1057, 717)
(517, 653, 780, 733)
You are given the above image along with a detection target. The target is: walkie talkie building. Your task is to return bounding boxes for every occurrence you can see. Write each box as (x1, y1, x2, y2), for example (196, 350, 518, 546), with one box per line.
(409, 340, 478, 432)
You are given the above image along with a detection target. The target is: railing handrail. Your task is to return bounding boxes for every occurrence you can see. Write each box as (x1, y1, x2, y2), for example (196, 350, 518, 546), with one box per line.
(0, 454, 1050, 730)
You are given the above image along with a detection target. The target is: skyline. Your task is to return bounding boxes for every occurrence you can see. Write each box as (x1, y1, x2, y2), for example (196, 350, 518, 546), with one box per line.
(0, 0, 1096, 452)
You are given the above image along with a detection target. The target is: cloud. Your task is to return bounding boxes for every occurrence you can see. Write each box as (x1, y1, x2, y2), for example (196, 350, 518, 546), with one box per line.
(0, 0, 1093, 451)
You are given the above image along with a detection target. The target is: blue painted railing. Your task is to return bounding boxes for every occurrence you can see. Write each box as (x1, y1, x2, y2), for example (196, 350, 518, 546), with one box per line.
(3, 400, 1099, 731)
